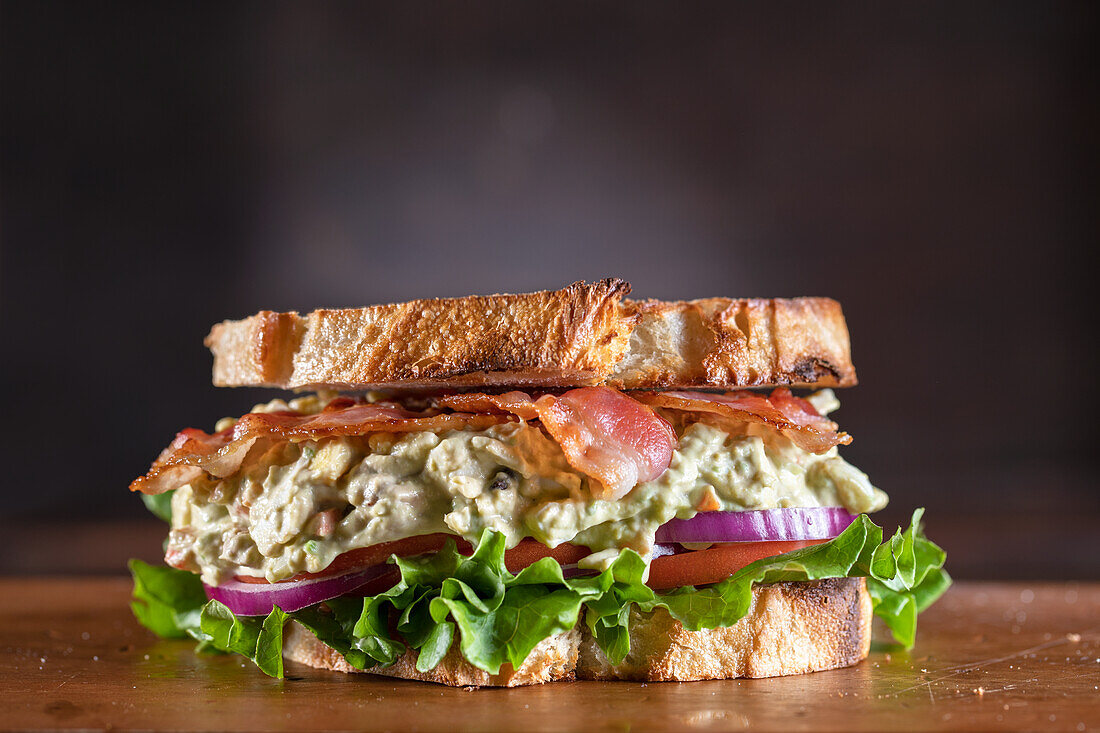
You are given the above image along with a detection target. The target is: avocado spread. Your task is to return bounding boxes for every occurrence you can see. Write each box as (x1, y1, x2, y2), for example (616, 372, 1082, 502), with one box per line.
(167, 390, 887, 585)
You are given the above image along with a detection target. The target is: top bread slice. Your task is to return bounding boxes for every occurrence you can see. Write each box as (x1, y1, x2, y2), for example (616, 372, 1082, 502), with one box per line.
(205, 279, 856, 391)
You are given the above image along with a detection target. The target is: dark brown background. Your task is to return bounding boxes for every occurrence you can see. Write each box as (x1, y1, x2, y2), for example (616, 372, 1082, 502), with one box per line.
(1, 2, 1096, 578)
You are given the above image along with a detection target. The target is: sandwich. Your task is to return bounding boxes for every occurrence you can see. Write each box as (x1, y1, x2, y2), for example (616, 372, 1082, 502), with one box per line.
(128, 279, 949, 686)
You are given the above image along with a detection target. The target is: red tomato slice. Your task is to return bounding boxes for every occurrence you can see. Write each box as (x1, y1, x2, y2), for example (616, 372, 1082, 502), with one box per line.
(503, 541, 590, 573)
(316, 534, 470, 577)
(234, 535, 823, 592)
(234, 535, 589, 584)
(645, 539, 826, 590)
(233, 534, 463, 584)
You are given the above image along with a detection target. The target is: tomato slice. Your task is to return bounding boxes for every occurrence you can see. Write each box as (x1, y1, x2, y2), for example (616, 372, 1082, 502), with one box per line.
(234, 535, 824, 592)
(234, 535, 589, 584)
(503, 540, 590, 572)
(233, 533, 463, 584)
(317, 534, 469, 577)
(645, 539, 826, 590)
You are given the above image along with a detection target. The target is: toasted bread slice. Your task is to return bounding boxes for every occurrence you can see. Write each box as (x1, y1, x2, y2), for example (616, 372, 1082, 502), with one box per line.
(282, 579, 870, 687)
(206, 279, 856, 391)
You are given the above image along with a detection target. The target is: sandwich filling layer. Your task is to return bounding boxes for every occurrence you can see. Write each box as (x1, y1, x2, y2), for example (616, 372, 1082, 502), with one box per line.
(166, 390, 887, 585)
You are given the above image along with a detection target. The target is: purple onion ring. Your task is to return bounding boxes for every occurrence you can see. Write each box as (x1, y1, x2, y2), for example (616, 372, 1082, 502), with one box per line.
(654, 507, 856, 544)
(203, 563, 396, 616)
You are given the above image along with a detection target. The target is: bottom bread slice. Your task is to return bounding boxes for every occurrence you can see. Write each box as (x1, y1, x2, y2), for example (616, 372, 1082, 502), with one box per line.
(282, 577, 871, 687)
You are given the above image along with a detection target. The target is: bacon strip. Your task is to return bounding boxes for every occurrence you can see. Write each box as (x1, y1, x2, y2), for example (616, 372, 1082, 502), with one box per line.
(133, 387, 677, 501)
(441, 387, 677, 499)
(537, 387, 677, 499)
(130, 404, 512, 495)
(633, 388, 850, 454)
(434, 391, 540, 420)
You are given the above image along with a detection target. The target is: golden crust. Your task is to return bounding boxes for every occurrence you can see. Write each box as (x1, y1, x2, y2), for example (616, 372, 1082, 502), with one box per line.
(281, 579, 870, 687)
(206, 280, 855, 391)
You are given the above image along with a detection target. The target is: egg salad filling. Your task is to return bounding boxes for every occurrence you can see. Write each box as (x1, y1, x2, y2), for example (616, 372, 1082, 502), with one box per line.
(166, 390, 887, 585)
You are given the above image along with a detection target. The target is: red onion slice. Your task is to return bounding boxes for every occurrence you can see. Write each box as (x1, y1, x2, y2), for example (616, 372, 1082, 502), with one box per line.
(654, 507, 856, 544)
(203, 563, 396, 616)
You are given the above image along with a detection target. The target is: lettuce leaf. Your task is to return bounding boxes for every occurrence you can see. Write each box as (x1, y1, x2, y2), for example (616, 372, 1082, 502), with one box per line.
(199, 601, 289, 676)
(128, 559, 207, 639)
(129, 509, 949, 679)
(141, 490, 175, 523)
(129, 560, 290, 673)
(201, 600, 263, 656)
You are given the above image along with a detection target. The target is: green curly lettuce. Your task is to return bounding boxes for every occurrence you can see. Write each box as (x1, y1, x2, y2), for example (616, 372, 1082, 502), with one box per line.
(140, 489, 175, 523)
(129, 509, 949, 678)
(128, 559, 288, 676)
(128, 558, 206, 640)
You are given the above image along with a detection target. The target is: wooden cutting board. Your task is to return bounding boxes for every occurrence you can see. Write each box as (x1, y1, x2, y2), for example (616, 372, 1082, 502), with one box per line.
(0, 579, 1096, 731)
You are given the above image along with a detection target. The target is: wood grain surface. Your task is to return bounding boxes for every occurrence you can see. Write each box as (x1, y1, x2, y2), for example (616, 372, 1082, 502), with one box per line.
(0, 579, 1096, 732)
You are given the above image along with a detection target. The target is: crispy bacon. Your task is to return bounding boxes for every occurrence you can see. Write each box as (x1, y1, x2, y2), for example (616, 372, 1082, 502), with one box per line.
(441, 387, 676, 499)
(633, 388, 850, 454)
(434, 391, 540, 420)
(537, 387, 677, 499)
(130, 404, 512, 495)
(132, 428, 237, 496)
(767, 389, 838, 429)
(133, 387, 677, 501)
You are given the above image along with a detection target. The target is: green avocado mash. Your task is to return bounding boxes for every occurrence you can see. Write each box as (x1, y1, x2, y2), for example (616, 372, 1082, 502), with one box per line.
(168, 391, 887, 585)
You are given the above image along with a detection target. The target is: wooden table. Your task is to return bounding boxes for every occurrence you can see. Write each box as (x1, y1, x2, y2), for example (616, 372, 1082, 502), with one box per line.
(1, 579, 1097, 731)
